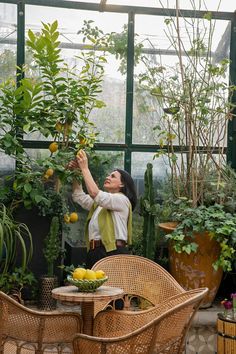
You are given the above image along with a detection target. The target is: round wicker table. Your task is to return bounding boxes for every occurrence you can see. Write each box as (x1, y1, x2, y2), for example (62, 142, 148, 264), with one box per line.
(52, 285, 124, 335)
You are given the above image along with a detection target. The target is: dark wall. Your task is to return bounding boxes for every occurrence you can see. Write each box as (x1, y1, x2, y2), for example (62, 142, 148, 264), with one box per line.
(14, 206, 51, 279)
(63, 242, 87, 268)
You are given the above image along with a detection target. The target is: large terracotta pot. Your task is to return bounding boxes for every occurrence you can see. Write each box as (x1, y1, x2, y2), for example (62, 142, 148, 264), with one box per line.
(159, 222, 223, 308)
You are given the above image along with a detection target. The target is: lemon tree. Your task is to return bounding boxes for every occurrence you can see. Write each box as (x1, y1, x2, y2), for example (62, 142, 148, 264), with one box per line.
(0, 20, 109, 220)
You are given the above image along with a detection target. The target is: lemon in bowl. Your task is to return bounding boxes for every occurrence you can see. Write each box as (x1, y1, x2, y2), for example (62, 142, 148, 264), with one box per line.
(67, 268, 108, 292)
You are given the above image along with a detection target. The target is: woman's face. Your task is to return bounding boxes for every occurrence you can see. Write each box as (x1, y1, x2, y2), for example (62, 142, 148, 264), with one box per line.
(103, 170, 123, 193)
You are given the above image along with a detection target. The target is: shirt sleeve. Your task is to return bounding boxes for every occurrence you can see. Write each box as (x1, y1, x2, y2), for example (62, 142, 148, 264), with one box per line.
(94, 190, 130, 211)
(72, 184, 94, 211)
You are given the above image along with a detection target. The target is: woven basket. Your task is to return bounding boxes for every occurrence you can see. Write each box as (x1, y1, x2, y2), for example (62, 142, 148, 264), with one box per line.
(217, 315, 236, 354)
(67, 275, 108, 292)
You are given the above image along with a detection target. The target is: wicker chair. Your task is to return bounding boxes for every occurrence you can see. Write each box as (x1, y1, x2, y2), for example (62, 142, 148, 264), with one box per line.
(0, 291, 82, 354)
(73, 287, 208, 354)
(91, 254, 185, 314)
(93, 287, 208, 337)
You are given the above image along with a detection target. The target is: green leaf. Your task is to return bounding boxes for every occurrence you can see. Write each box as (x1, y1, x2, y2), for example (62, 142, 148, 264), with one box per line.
(28, 29, 35, 43)
(24, 183, 32, 194)
(50, 20, 58, 33)
(34, 195, 43, 203)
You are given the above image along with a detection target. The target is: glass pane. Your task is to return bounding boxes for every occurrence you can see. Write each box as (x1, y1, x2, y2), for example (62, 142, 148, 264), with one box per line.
(0, 3, 17, 81)
(133, 14, 230, 148)
(107, 0, 235, 11)
(0, 4, 17, 170)
(0, 152, 15, 176)
(24, 5, 127, 143)
(131, 152, 170, 197)
(155, 1, 236, 11)
(25, 148, 51, 161)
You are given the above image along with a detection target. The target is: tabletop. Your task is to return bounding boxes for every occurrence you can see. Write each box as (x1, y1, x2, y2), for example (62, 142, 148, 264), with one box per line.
(52, 285, 124, 303)
(218, 312, 236, 323)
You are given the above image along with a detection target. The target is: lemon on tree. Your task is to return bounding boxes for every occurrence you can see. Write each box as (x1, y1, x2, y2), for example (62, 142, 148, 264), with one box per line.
(76, 149, 83, 157)
(69, 212, 79, 223)
(84, 269, 96, 280)
(79, 136, 88, 146)
(72, 267, 86, 280)
(45, 168, 54, 177)
(63, 214, 71, 224)
(49, 142, 58, 153)
(95, 270, 105, 279)
(55, 122, 63, 132)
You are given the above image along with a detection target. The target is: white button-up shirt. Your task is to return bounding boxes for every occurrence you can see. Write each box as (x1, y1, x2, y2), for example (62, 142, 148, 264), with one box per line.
(72, 185, 130, 242)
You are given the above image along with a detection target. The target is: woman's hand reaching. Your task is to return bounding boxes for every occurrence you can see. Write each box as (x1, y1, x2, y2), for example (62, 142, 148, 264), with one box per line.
(72, 149, 99, 198)
(76, 149, 89, 171)
(67, 159, 80, 170)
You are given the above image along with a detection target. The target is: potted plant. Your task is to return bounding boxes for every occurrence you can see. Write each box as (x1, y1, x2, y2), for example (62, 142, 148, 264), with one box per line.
(138, 2, 236, 306)
(38, 216, 61, 310)
(0, 203, 35, 301)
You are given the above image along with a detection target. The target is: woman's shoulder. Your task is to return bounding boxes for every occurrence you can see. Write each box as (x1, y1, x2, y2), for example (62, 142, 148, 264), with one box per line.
(98, 190, 130, 202)
(116, 192, 131, 206)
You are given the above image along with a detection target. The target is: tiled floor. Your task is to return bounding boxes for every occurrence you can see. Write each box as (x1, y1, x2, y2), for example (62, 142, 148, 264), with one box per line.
(184, 303, 220, 354)
(185, 325, 217, 354)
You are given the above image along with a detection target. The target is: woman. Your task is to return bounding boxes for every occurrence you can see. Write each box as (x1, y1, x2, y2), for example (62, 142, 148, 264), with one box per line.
(68, 150, 137, 268)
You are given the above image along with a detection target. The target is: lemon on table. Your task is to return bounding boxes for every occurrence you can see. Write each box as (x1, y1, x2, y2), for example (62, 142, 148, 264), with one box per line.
(84, 269, 96, 280)
(95, 270, 105, 279)
(72, 268, 86, 280)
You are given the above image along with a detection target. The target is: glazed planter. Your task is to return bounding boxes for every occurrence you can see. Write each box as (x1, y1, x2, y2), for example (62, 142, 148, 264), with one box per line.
(159, 222, 223, 308)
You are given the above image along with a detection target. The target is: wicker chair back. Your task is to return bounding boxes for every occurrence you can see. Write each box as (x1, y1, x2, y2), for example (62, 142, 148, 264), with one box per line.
(73, 287, 208, 354)
(0, 291, 82, 353)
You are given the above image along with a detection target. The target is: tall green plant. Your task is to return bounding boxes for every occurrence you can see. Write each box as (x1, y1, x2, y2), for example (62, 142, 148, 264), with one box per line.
(0, 203, 33, 276)
(140, 163, 157, 260)
(43, 216, 61, 277)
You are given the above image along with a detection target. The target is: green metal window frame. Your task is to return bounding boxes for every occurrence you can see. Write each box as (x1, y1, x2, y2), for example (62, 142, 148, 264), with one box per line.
(1, 0, 236, 173)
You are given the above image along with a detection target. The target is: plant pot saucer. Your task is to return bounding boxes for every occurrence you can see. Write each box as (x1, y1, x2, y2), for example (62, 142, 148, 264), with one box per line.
(159, 222, 179, 232)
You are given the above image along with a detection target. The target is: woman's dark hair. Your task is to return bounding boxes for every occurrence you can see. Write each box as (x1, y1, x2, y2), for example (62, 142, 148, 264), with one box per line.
(115, 169, 137, 211)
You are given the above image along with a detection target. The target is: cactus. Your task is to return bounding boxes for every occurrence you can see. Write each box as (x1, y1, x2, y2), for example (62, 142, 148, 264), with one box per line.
(43, 216, 61, 277)
(140, 163, 156, 260)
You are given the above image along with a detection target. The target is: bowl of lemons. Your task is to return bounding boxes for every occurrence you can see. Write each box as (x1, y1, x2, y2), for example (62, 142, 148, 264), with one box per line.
(67, 268, 108, 292)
